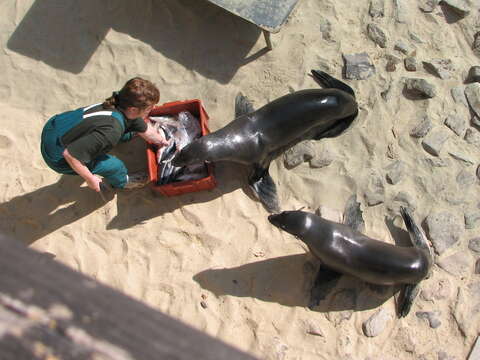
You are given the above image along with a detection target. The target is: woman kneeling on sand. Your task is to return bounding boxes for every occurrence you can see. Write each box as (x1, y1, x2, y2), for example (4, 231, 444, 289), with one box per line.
(41, 77, 168, 192)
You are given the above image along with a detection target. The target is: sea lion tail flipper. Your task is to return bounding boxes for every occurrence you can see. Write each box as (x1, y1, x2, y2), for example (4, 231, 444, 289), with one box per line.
(397, 283, 420, 318)
(235, 92, 255, 118)
(343, 194, 365, 233)
(399, 206, 433, 258)
(311, 70, 356, 98)
(309, 266, 342, 309)
(249, 167, 280, 213)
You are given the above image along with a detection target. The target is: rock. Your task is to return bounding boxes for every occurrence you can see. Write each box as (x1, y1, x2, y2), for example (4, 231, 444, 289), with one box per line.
(386, 54, 402, 72)
(451, 86, 468, 106)
(441, 0, 471, 17)
(416, 311, 442, 328)
(365, 171, 385, 206)
(469, 336, 480, 360)
(426, 211, 464, 254)
(423, 59, 455, 79)
(410, 116, 432, 137)
(395, 41, 414, 56)
(367, 23, 387, 48)
(469, 238, 480, 253)
(405, 57, 417, 71)
(362, 308, 391, 337)
(394, 0, 409, 23)
(409, 31, 425, 44)
(448, 148, 475, 166)
(284, 141, 315, 168)
(476, 259, 480, 274)
(423, 157, 450, 167)
(385, 160, 406, 185)
(422, 127, 450, 156)
(365, 191, 384, 206)
(465, 211, 480, 229)
(444, 114, 467, 137)
(305, 321, 324, 337)
(404, 78, 436, 99)
(393, 191, 416, 211)
(467, 66, 480, 83)
(456, 169, 476, 188)
(310, 148, 335, 168)
(465, 83, 480, 118)
(438, 251, 473, 277)
(369, 0, 385, 17)
(419, 0, 440, 12)
(200, 301, 207, 309)
(477, 164, 480, 180)
(319, 17, 334, 43)
(421, 278, 452, 301)
(465, 128, 480, 147)
(343, 53, 376, 80)
(474, 32, 480, 58)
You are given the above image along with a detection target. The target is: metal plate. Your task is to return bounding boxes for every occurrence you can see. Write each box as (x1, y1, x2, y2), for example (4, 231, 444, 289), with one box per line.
(206, 0, 300, 33)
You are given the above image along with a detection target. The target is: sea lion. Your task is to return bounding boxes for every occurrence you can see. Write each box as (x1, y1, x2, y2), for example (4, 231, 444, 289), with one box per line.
(172, 70, 359, 212)
(268, 206, 433, 317)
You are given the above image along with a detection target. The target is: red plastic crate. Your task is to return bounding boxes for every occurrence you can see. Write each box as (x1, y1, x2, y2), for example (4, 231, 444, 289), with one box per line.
(146, 99, 216, 196)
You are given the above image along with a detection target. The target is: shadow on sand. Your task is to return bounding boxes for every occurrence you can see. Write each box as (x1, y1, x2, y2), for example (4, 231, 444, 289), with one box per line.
(7, 0, 267, 82)
(193, 253, 397, 313)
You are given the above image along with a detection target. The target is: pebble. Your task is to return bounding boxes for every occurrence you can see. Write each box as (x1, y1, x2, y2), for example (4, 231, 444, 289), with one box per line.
(423, 59, 455, 79)
(386, 54, 402, 72)
(465, 83, 480, 118)
(386, 160, 406, 184)
(284, 141, 315, 168)
(465, 128, 480, 147)
(465, 211, 480, 229)
(451, 86, 468, 107)
(456, 169, 476, 188)
(444, 114, 467, 137)
(416, 311, 442, 328)
(405, 57, 417, 71)
(438, 351, 457, 360)
(362, 308, 391, 337)
(448, 148, 475, 166)
(306, 321, 324, 337)
(476, 259, 480, 274)
(426, 211, 464, 254)
(422, 127, 450, 156)
(319, 17, 334, 43)
(419, 0, 440, 12)
(468, 238, 480, 253)
(200, 301, 208, 309)
(310, 148, 335, 168)
(467, 66, 480, 83)
(367, 23, 387, 48)
(474, 32, 480, 57)
(394, 41, 414, 56)
(394, 0, 409, 23)
(410, 116, 432, 137)
(343, 52, 376, 80)
(404, 78, 436, 99)
(441, 0, 472, 17)
(369, 0, 385, 18)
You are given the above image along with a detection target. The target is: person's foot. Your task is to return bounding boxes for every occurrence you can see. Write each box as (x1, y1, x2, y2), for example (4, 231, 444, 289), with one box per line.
(124, 171, 150, 190)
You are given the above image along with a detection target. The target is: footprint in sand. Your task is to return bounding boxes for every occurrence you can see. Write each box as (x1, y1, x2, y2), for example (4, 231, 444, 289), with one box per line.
(0, 135, 12, 149)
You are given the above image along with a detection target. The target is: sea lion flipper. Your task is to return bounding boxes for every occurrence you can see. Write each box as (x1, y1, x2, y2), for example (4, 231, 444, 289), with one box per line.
(311, 70, 356, 98)
(309, 266, 342, 309)
(400, 206, 433, 256)
(343, 194, 365, 233)
(235, 92, 255, 118)
(249, 166, 280, 213)
(397, 283, 420, 318)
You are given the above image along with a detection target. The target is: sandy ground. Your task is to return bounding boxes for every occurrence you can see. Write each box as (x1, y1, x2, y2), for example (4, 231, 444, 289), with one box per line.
(1, 0, 480, 359)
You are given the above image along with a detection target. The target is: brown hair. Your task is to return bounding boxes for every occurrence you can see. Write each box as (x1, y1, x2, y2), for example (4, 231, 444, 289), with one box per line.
(103, 77, 160, 110)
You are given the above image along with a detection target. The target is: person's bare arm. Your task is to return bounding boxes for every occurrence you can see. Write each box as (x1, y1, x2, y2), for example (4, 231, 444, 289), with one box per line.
(62, 149, 102, 192)
(137, 122, 170, 146)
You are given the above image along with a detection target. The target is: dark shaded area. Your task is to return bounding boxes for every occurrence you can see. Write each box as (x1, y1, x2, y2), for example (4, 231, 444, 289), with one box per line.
(7, 0, 266, 82)
(0, 175, 111, 246)
(0, 235, 256, 360)
(439, 2, 469, 24)
(385, 215, 412, 247)
(193, 253, 394, 312)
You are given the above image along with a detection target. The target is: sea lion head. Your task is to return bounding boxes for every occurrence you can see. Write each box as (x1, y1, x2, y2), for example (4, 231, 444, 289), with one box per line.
(172, 139, 210, 167)
(268, 210, 313, 238)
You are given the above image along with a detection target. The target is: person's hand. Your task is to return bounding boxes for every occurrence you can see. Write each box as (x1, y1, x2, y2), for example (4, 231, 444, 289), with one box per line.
(86, 175, 103, 192)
